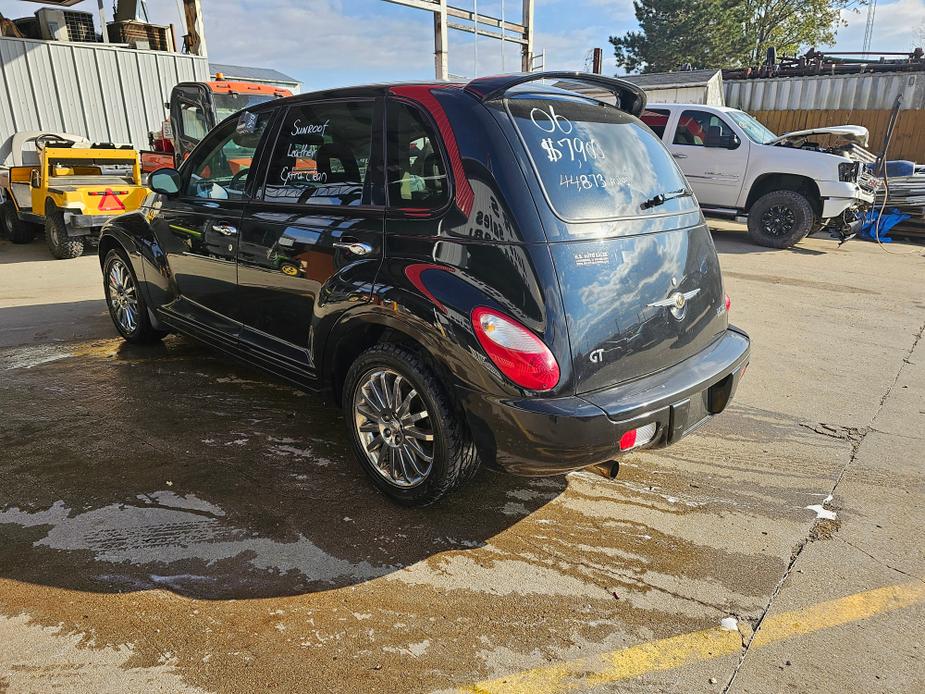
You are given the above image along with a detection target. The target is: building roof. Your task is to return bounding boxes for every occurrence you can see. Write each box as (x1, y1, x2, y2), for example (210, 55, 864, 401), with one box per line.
(209, 62, 300, 86)
(620, 69, 720, 89)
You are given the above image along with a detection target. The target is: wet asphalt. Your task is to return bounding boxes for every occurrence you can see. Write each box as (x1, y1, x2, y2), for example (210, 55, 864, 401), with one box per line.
(1, 226, 923, 693)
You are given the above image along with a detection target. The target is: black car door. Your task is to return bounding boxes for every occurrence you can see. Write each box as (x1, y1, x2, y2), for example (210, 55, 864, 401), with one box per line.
(149, 110, 274, 346)
(236, 98, 385, 379)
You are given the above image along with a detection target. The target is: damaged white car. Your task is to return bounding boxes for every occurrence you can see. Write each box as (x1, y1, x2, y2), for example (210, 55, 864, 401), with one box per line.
(642, 104, 876, 247)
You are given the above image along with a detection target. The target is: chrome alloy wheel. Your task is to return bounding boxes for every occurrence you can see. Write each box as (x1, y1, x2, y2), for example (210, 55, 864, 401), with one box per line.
(107, 259, 139, 334)
(353, 368, 434, 488)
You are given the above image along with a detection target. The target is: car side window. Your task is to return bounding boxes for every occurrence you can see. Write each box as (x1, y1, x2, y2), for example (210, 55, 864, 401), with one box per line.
(673, 110, 737, 148)
(184, 111, 271, 200)
(640, 108, 671, 139)
(387, 101, 449, 209)
(261, 101, 375, 206)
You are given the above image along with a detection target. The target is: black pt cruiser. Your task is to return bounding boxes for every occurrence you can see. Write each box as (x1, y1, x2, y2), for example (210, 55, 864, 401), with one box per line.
(99, 72, 750, 505)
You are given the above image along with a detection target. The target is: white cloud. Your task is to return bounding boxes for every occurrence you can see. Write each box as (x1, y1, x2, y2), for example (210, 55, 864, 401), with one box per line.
(834, 0, 925, 52)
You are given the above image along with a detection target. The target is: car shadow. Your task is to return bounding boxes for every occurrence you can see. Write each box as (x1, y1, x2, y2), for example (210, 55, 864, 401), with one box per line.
(0, 336, 567, 600)
(0, 236, 99, 264)
(710, 229, 829, 256)
(0, 300, 112, 348)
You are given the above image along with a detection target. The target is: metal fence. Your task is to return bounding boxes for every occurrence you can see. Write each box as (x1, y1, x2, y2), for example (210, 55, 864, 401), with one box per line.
(0, 35, 209, 164)
(725, 71, 924, 112)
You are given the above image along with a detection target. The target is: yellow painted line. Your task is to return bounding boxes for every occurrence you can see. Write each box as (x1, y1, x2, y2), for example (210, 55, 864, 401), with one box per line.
(460, 582, 925, 693)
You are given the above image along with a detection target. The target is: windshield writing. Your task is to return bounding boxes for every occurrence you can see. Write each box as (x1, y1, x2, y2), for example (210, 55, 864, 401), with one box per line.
(508, 95, 696, 222)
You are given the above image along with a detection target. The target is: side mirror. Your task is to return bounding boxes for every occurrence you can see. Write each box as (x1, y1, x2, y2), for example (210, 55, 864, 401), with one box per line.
(727, 134, 741, 150)
(149, 167, 182, 196)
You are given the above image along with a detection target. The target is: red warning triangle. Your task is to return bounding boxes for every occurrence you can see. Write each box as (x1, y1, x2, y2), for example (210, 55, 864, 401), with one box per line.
(97, 188, 126, 212)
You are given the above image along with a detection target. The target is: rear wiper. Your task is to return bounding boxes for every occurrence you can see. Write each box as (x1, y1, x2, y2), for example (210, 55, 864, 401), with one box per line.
(641, 188, 692, 210)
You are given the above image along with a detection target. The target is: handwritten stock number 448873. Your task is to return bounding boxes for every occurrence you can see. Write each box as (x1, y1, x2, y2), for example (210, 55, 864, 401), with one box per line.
(560, 173, 627, 191)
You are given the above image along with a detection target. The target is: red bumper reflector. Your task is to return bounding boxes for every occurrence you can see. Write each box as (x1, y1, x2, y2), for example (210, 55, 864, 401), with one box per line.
(724, 294, 731, 312)
(619, 429, 637, 450)
(619, 422, 658, 451)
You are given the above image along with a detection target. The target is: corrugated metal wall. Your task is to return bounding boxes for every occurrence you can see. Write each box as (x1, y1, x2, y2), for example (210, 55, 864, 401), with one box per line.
(725, 71, 924, 111)
(0, 36, 209, 164)
(726, 71, 925, 161)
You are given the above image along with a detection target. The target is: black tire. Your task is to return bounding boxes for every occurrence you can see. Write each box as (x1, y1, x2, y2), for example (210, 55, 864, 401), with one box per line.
(103, 249, 167, 344)
(45, 211, 85, 259)
(343, 343, 479, 505)
(746, 190, 815, 249)
(2, 201, 33, 244)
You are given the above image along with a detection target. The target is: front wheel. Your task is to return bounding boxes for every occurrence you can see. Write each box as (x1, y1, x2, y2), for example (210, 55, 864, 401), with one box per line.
(45, 212, 85, 259)
(103, 249, 167, 344)
(746, 190, 815, 248)
(343, 344, 479, 505)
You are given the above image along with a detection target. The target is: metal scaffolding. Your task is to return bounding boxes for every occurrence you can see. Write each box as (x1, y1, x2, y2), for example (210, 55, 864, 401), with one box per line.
(382, 0, 535, 80)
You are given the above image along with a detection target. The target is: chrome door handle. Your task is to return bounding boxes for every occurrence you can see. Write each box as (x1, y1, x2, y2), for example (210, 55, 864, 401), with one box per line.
(212, 223, 238, 236)
(672, 152, 688, 159)
(333, 240, 373, 256)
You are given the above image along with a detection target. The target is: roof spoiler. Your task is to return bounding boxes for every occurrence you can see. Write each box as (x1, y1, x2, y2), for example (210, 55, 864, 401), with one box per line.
(464, 71, 647, 116)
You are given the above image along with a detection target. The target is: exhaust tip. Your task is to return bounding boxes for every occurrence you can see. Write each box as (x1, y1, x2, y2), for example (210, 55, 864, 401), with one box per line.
(589, 460, 620, 480)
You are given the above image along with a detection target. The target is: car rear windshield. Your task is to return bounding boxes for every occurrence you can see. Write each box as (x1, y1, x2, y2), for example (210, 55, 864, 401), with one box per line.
(506, 93, 697, 222)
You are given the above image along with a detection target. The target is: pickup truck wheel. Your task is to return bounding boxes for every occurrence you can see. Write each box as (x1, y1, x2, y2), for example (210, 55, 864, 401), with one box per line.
(344, 344, 479, 506)
(103, 249, 167, 343)
(45, 212, 85, 259)
(2, 201, 33, 244)
(747, 190, 814, 248)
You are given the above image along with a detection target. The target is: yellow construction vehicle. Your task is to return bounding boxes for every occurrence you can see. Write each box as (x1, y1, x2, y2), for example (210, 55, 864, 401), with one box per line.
(0, 132, 148, 259)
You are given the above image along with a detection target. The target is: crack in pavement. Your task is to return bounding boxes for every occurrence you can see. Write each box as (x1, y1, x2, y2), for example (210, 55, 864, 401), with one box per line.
(722, 317, 925, 694)
(837, 537, 925, 585)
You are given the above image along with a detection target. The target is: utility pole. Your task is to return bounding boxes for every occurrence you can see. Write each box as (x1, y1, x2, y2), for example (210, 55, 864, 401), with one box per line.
(521, 0, 534, 73)
(383, 0, 535, 79)
(97, 0, 110, 43)
(434, 0, 448, 80)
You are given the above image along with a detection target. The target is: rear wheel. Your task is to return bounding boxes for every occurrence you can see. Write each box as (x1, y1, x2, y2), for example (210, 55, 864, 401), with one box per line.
(45, 211, 84, 259)
(103, 249, 167, 343)
(747, 190, 815, 249)
(344, 344, 479, 505)
(2, 201, 33, 244)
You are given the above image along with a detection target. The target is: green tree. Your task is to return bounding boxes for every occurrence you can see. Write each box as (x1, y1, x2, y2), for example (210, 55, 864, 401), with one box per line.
(610, 0, 861, 73)
(742, 0, 857, 64)
(610, 0, 750, 73)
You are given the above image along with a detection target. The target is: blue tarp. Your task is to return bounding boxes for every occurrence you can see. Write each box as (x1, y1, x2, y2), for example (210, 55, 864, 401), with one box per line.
(860, 208, 911, 243)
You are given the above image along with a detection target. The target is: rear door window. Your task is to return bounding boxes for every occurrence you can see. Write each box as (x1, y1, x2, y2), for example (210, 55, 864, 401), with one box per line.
(261, 100, 376, 207)
(506, 94, 695, 222)
(387, 101, 449, 210)
(640, 108, 671, 138)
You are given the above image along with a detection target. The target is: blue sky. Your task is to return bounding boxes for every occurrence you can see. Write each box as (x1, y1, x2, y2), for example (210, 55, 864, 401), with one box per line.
(0, 0, 922, 89)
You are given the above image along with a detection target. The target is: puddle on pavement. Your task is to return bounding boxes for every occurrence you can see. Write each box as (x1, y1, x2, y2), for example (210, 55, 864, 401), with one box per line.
(0, 335, 854, 690)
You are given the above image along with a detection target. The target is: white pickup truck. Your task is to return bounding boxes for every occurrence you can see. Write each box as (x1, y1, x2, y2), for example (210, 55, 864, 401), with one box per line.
(641, 104, 876, 247)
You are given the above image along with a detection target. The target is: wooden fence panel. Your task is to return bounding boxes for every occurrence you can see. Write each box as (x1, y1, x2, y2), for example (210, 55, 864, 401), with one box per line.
(752, 109, 925, 162)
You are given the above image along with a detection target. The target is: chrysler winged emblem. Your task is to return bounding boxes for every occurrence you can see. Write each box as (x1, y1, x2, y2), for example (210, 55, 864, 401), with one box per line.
(649, 288, 700, 320)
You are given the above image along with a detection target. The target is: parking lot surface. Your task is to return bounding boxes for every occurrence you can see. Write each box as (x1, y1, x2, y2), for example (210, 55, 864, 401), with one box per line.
(1, 225, 924, 693)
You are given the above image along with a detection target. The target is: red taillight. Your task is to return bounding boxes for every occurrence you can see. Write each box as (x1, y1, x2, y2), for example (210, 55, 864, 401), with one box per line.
(724, 294, 731, 312)
(471, 307, 560, 391)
